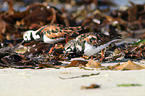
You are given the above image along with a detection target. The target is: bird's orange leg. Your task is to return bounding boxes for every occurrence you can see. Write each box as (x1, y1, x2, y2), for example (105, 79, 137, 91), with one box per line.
(91, 55, 93, 60)
(99, 49, 105, 62)
(48, 46, 54, 54)
(65, 36, 69, 43)
(48, 44, 55, 54)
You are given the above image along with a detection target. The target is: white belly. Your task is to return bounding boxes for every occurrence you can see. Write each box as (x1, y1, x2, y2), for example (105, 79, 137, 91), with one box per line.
(84, 42, 102, 56)
(43, 35, 65, 44)
(84, 39, 120, 56)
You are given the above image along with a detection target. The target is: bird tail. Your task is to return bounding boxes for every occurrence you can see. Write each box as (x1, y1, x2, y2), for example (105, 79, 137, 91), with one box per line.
(109, 38, 122, 44)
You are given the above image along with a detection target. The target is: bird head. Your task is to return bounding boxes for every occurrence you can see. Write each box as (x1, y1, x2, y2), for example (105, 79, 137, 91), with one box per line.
(64, 39, 85, 58)
(23, 30, 35, 41)
(64, 39, 76, 57)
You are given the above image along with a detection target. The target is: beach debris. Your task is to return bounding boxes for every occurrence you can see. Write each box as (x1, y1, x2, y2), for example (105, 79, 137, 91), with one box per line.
(117, 84, 142, 87)
(86, 60, 101, 68)
(66, 60, 87, 67)
(123, 40, 145, 60)
(81, 84, 100, 89)
(0, 47, 38, 68)
(4, 2, 65, 29)
(115, 60, 145, 70)
(24, 42, 53, 54)
(59, 72, 100, 79)
(111, 1, 145, 38)
(107, 63, 120, 70)
(105, 47, 125, 62)
(38, 63, 58, 69)
(79, 65, 95, 70)
(0, 20, 6, 34)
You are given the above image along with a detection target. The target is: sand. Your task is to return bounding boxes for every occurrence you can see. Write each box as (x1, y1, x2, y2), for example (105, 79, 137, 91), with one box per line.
(0, 61, 145, 96)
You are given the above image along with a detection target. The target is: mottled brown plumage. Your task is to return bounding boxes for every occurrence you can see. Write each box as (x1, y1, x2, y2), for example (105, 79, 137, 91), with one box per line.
(76, 32, 111, 47)
(37, 24, 82, 39)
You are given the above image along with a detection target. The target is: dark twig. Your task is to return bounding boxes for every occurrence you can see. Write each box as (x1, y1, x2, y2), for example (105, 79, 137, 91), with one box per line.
(59, 72, 100, 79)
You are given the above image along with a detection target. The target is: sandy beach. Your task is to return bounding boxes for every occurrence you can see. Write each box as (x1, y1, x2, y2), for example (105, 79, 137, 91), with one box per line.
(0, 61, 145, 96)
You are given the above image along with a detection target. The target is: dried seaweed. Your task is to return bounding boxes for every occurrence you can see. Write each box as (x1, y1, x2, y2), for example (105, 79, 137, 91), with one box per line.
(59, 72, 100, 79)
(117, 84, 142, 87)
(81, 84, 100, 89)
(0, 47, 38, 69)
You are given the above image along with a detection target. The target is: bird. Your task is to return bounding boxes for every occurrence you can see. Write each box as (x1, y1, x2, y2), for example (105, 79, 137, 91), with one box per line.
(64, 32, 121, 61)
(23, 24, 84, 53)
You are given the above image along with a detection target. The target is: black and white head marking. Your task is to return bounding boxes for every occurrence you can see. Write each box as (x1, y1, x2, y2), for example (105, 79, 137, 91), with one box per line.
(64, 39, 85, 56)
(23, 30, 34, 41)
(23, 30, 41, 42)
(64, 39, 76, 53)
(75, 40, 85, 55)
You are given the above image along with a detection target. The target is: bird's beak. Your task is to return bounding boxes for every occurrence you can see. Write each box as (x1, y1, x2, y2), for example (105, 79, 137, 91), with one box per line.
(63, 51, 68, 58)
(12, 40, 24, 50)
(63, 51, 74, 60)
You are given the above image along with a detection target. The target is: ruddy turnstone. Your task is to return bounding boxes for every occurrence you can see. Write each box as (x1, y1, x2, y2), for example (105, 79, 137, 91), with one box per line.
(23, 24, 84, 43)
(23, 24, 84, 53)
(64, 32, 121, 61)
